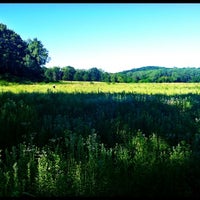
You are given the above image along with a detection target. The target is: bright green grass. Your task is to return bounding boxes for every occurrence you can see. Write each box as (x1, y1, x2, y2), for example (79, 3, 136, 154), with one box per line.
(1, 81, 200, 95)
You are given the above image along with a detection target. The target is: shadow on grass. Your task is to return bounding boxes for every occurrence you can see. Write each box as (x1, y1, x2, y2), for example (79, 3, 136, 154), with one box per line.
(0, 91, 200, 197)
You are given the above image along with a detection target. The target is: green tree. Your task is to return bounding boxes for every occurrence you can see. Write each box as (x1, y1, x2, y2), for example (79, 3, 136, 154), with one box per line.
(44, 67, 54, 82)
(116, 74, 126, 83)
(101, 72, 111, 82)
(44, 67, 61, 82)
(0, 23, 50, 81)
(52, 66, 62, 82)
(110, 73, 117, 83)
(23, 38, 50, 80)
(88, 67, 102, 81)
(0, 23, 27, 76)
(74, 69, 84, 81)
(82, 70, 90, 81)
(62, 66, 76, 81)
(26, 38, 49, 67)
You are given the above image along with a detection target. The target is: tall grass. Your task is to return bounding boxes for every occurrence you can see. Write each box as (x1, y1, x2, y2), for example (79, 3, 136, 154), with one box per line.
(1, 82, 200, 197)
(0, 131, 195, 197)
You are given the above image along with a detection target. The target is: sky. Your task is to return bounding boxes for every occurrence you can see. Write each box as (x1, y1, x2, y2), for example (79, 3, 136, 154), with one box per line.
(1, 3, 200, 73)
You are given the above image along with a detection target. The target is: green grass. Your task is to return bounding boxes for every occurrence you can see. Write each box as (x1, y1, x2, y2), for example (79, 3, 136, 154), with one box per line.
(1, 81, 200, 197)
(1, 81, 200, 95)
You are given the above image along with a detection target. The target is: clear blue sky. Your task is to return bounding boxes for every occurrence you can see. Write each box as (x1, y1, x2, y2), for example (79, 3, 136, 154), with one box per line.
(1, 3, 200, 73)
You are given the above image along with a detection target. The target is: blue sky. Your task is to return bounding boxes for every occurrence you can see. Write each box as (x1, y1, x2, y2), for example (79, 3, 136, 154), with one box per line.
(1, 3, 200, 73)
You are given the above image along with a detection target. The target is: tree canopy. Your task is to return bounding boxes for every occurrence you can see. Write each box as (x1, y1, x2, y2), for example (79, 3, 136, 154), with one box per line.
(0, 23, 49, 81)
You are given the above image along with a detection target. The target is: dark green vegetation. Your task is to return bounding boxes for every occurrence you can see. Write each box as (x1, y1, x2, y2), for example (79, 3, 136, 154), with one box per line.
(117, 66, 200, 83)
(1, 90, 200, 197)
(0, 23, 49, 82)
(43, 65, 200, 83)
(2, 23, 200, 84)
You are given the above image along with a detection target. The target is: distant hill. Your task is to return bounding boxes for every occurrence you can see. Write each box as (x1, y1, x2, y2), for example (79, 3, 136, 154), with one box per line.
(118, 66, 167, 73)
(116, 66, 200, 83)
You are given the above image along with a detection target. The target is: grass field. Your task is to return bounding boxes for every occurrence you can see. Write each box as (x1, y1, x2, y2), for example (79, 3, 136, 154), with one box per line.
(1, 81, 200, 197)
(1, 81, 200, 95)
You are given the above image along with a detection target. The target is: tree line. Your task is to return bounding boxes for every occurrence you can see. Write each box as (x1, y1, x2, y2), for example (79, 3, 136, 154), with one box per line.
(43, 65, 200, 83)
(1, 22, 200, 83)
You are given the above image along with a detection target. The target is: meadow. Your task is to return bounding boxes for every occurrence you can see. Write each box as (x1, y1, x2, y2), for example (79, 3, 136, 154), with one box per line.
(1, 81, 200, 197)
(1, 81, 200, 95)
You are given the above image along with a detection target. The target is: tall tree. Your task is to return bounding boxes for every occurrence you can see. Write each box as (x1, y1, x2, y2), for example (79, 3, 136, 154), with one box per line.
(44, 66, 62, 82)
(0, 23, 50, 81)
(26, 38, 49, 67)
(24, 38, 50, 80)
(62, 66, 76, 81)
(88, 67, 102, 81)
(0, 23, 27, 76)
(74, 69, 84, 81)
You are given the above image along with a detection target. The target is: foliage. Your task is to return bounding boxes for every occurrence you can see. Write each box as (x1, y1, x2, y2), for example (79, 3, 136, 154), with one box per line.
(43, 66, 200, 83)
(1, 82, 200, 197)
(0, 131, 195, 197)
(0, 23, 49, 81)
(0, 23, 27, 76)
(117, 66, 200, 83)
